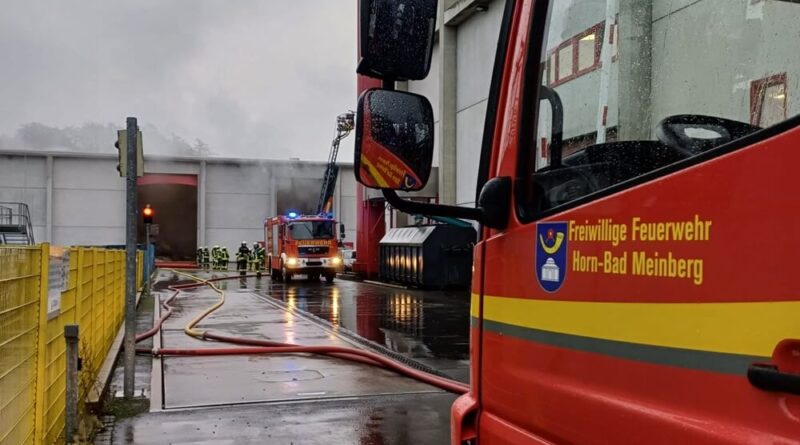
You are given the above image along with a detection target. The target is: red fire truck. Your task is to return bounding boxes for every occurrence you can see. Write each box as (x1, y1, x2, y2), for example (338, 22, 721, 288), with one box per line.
(265, 213, 344, 283)
(356, 0, 799, 443)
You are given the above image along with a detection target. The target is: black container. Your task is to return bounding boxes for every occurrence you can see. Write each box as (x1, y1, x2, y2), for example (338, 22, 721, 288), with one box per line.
(379, 225, 476, 289)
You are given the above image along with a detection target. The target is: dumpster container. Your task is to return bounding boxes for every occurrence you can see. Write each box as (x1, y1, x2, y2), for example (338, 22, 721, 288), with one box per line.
(379, 225, 475, 289)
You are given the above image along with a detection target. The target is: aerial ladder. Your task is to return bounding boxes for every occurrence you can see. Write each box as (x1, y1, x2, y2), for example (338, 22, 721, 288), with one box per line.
(316, 111, 355, 215)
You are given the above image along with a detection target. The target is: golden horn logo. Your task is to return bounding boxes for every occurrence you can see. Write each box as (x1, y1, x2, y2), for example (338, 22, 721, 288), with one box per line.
(539, 232, 565, 255)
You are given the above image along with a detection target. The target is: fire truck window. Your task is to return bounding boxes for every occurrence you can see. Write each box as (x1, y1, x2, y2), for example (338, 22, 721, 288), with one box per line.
(520, 0, 799, 218)
(577, 33, 596, 72)
(557, 45, 573, 81)
(289, 221, 335, 240)
(751, 74, 788, 127)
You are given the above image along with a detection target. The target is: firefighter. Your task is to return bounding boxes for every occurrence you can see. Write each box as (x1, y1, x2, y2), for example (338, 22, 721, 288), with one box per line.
(236, 241, 250, 272)
(210, 245, 220, 270)
(218, 246, 230, 270)
(196, 246, 203, 267)
(250, 242, 264, 271)
(201, 246, 211, 269)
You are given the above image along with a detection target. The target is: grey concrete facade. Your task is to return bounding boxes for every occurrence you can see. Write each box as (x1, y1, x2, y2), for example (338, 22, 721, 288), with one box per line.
(407, 0, 506, 209)
(0, 150, 357, 252)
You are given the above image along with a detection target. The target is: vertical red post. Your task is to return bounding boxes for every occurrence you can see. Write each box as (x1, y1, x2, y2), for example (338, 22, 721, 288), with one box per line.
(353, 1, 385, 278)
(353, 184, 385, 278)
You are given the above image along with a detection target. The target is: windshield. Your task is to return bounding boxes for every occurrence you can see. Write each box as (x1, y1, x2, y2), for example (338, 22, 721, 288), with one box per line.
(288, 221, 335, 240)
(523, 0, 800, 215)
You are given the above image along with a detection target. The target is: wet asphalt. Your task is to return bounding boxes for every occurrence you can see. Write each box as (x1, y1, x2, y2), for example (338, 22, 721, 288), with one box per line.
(107, 392, 457, 444)
(249, 274, 471, 383)
(101, 270, 470, 444)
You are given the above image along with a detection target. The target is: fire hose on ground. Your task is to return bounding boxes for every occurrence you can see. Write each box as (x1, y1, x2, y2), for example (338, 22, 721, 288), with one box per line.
(135, 270, 469, 395)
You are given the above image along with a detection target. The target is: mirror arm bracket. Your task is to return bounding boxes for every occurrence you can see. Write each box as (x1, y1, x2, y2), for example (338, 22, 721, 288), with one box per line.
(381, 189, 484, 224)
(381, 176, 511, 230)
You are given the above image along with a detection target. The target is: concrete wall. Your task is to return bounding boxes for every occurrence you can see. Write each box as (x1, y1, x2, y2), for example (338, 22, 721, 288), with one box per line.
(406, 0, 506, 208)
(0, 151, 357, 253)
(407, 43, 441, 169)
(52, 157, 126, 245)
(0, 155, 47, 242)
(205, 162, 274, 253)
(454, 0, 505, 207)
(335, 169, 358, 245)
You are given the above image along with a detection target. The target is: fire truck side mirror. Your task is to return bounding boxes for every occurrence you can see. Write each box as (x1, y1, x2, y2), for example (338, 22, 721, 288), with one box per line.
(357, 0, 437, 81)
(354, 89, 434, 191)
(339, 223, 346, 238)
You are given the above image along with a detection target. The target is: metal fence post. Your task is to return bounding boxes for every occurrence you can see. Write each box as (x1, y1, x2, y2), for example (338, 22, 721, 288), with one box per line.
(123, 117, 138, 399)
(64, 324, 79, 444)
(33, 243, 50, 443)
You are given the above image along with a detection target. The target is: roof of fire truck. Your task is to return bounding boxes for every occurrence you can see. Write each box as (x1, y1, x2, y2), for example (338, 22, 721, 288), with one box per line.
(265, 211, 337, 224)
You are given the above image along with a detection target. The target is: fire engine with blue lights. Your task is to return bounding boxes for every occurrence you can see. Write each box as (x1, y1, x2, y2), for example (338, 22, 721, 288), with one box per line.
(265, 212, 344, 283)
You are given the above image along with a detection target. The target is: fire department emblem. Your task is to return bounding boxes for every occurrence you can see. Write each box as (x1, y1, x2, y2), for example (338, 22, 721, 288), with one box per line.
(535, 222, 568, 292)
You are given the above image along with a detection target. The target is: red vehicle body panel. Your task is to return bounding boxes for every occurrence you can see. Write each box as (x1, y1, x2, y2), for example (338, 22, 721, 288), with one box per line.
(451, 1, 800, 443)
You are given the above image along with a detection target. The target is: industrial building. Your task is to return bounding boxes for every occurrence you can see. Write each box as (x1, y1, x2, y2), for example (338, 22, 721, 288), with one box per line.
(0, 0, 511, 259)
(0, 150, 357, 259)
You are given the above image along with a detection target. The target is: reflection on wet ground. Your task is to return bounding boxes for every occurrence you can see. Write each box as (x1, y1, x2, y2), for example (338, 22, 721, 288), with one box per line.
(102, 270, 462, 445)
(108, 392, 456, 445)
(153, 271, 470, 382)
(249, 275, 471, 382)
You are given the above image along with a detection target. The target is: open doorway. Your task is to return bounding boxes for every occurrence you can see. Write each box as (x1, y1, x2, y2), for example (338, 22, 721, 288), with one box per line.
(137, 174, 197, 261)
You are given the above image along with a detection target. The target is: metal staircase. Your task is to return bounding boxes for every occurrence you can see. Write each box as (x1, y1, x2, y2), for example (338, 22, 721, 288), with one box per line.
(0, 202, 35, 245)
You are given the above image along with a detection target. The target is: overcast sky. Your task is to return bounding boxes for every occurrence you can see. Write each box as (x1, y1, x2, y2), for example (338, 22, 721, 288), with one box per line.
(0, 1, 358, 161)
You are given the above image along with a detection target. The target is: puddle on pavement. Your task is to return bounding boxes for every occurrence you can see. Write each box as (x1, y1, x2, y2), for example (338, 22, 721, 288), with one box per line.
(255, 278, 471, 368)
(154, 271, 470, 380)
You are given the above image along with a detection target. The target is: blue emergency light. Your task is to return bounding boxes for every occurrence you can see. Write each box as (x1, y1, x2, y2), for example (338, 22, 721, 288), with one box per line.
(287, 211, 298, 219)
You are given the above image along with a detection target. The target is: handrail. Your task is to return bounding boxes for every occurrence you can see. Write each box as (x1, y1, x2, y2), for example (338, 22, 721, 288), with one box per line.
(0, 206, 11, 225)
(0, 202, 35, 244)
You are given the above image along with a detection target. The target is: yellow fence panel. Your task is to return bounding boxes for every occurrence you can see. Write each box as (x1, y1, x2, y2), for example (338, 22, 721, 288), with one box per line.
(0, 246, 41, 445)
(0, 244, 144, 445)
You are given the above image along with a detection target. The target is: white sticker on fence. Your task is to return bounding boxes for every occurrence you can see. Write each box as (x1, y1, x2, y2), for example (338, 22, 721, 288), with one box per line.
(47, 247, 70, 319)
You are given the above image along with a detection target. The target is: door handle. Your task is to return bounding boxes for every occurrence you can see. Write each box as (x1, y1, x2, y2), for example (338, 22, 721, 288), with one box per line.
(747, 363, 800, 396)
(747, 339, 800, 396)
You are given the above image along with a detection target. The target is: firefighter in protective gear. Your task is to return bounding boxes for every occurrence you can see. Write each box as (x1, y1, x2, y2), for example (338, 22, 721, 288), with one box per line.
(236, 241, 250, 272)
(210, 245, 220, 269)
(200, 247, 211, 268)
(218, 246, 230, 270)
(249, 242, 265, 271)
(196, 247, 203, 267)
